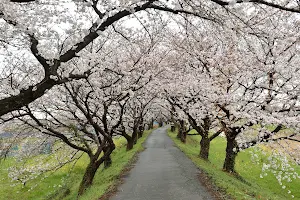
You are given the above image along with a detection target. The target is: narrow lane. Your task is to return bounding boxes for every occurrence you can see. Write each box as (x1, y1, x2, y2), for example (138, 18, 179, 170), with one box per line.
(110, 127, 214, 200)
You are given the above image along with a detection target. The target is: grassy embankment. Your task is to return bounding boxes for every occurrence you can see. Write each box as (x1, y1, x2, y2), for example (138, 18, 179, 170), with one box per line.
(0, 130, 152, 200)
(168, 130, 300, 200)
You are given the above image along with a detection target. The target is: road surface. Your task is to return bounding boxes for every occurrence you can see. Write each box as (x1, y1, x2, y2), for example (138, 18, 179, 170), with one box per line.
(110, 127, 215, 200)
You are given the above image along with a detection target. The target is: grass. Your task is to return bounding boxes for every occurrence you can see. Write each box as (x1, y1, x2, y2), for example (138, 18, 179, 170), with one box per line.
(0, 130, 152, 200)
(168, 130, 300, 200)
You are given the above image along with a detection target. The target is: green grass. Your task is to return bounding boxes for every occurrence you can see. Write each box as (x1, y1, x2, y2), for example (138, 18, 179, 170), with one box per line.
(0, 130, 152, 200)
(168, 130, 300, 200)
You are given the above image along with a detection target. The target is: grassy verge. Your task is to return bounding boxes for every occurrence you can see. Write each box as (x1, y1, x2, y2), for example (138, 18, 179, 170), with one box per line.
(0, 130, 152, 200)
(168, 130, 300, 200)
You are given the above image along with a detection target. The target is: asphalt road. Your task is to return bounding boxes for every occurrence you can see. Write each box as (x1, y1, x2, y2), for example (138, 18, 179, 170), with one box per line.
(110, 127, 215, 200)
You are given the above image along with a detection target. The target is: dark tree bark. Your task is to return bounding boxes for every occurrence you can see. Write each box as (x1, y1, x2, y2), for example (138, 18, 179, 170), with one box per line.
(137, 116, 144, 138)
(181, 130, 187, 143)
(170, 105, 176, 132)
(199, 136, 210, 160)
(119, 123, 137, 151)
(169, 99, 214, 158)
(103, 150, 112, 168)
(78, 142, 115, 196)
(138, 124, 144, 138)
(126, 137, 134, 151)
(177, 120, 187, 143)
(158, 119, 163, 127)
(148, 118, 154, 129)
(198, 117, 213, 160)
(177, 120, 183, 139)
(148, 123, 153, 130)
(185, 114, 219, 161)
(132, 127, 138, 144)
(78, 158, 102, 196)
(103, 146, 112, 168)
(171, 124, 176, 132)
(104, 155, 112, 168)
(177, 129, 181, 139)
(122, 130, 134, 151)
(223, 135, 238, 173)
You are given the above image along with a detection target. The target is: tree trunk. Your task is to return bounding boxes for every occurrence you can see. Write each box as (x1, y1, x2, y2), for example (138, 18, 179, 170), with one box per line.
(170, 105, 176, 132)
(121, 127, 135, 151)
(132, 128, 138, 144)
(223, 136, 238, 173)
(103, 146, 112, 168)
(177, 120, 186, 143)
(104, 155, 112, 168)
(199, 136, 210, 160)
(138, 124, 144, 138)
(138, 130, 143, 138)
(199, 116, 212, 160)
(171, 124, 175, 132)
(148, 123, 152, 129)
(181, 130, 187, 143)
(158, 119, 163, 127)
(177, 125, 182, 139)
(149, 118, 154, 129)
(126, 137, 134, 151)
(78, 159, 101, 196)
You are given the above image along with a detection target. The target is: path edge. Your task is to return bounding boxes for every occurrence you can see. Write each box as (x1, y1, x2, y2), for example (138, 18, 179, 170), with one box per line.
(98, 129, 154, 200)
(167, 130, 232, 200)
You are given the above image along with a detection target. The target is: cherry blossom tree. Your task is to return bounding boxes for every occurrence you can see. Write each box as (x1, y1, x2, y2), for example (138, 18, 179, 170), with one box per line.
(121, 89, 157, 150)
(2, 25, 168, 195)
(160, 6, 300, 174)
(1, 0, 300, 198)
(0, 0, 212, 117)
(2, 0, 300, 118)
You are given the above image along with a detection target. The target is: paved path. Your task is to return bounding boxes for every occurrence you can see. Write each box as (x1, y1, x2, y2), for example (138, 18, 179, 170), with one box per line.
(110, 127, 215, 200)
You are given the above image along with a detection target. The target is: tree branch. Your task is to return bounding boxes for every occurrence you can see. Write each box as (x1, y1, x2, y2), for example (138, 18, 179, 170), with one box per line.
(210, 0, 300, 13)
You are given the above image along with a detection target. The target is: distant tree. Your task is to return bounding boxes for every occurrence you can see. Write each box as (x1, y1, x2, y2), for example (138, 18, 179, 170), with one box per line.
(122, 90, 156, 149)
